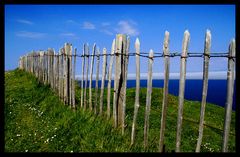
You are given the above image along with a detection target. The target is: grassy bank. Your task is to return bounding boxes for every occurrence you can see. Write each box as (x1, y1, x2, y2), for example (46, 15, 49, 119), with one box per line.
(4, 69, 235, 152)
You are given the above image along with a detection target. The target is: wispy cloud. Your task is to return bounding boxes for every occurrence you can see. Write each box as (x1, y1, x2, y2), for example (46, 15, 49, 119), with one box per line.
(59, 32, 79, 39)
(16, 31, 46, 38)
(100, 29, 113, 36)
(101, 22, 111, 27)
(82, 21, 95, 29)
(115, 20, 139, 36)
(17, 19, 34, 25)
(60, 33, 76, 37)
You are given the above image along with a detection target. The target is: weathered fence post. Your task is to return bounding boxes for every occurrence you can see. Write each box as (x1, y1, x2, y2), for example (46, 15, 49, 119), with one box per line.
(72, 48, 77, 110)
(122, 36, 130, 135)
(94, 47, 100, 114)
(131, 38, 140, 145)
(222, 39, 235, 152)
(84, 44, 89, 110)
(56, 52, 59, 94)
(196, 30, 211, 152)
(67, 44, 72, 106)
(80, 44, 86, 108)
(176, 30, 190, 152)
(113, 34, 127, 128)
(107, 39, 115, 119)
(100, 48, 108, 115)
(89, 44, 96, 111)
(159, 31, 170, 152)
(63, 44, 68, 105)
(144, 49, 154, 151)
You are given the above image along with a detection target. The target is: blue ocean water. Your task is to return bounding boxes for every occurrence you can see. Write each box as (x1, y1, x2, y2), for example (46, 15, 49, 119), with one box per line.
(78, 79, 236, 110)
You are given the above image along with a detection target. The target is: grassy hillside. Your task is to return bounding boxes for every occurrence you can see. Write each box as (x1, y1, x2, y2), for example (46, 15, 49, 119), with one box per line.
(4, 69, 235, 152)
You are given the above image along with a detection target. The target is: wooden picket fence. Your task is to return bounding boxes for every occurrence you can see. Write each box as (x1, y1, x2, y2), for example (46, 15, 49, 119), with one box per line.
(18, 30, 235, 152)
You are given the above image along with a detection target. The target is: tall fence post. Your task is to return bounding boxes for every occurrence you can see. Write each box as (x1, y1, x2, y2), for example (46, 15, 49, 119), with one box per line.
(80, 44, 86, 108)
(131, 38, 140, 146)
(72, 48, 77, 110)
(222, 39, 235, 152)
(94, 47, 100, 114)
(144, 49, 154, 151)
(89, 44, 96, 111)
(107, 39, 115, 119)
(196, 30, 211, 152)
(84, 44, 89, 110)
(159, 31, 170, 152)
(176, 30, 190, 152)
(100, 48, 107, 115)
(122, 36, 130, 135)
(113, 34, 127, 128)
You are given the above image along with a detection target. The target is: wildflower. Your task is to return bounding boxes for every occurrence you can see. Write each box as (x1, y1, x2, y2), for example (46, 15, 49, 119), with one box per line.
(16, 134, 21, 137)
(25, 150, 28, 152)
(54, 128, 57, 130)
(11, 139, 13, 141)
(10, 112, 12, 114)
(70, 151, 73, 153)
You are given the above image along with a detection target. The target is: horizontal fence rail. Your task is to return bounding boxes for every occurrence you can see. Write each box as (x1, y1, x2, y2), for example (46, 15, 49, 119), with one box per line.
(18, 30, 235, 152)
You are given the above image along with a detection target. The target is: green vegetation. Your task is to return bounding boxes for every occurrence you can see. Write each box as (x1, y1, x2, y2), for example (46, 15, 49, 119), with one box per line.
(5, 69, 235, 152)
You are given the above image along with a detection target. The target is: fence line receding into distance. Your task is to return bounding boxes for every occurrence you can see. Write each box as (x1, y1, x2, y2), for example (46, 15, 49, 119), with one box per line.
(18, 30, 235, 152)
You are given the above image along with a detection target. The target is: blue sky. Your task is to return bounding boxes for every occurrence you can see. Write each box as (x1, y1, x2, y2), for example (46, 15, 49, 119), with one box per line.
(5, 5, 235, 79)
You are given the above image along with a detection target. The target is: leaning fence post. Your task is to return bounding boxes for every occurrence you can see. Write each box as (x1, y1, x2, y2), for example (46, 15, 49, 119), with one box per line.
(222, 39, 235, 152)
(84, 44, 89, 110)
(122, 35, 130, 135)
(144, 49, 154, 151)
(176, 30, 190, 152)
(80, 44, 86, 108)
(100, 48, 108, 115)
(107, 39, 115, 119)
(131, 38, 140, 146)
(89, 44, 96, 111)
(159, 31, 170, 152)
(196, 30, 211, 152)
(94, 47, 100, 114)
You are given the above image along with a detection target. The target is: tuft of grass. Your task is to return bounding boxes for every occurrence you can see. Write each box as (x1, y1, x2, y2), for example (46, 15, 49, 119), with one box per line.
(5, 69, 235, 152)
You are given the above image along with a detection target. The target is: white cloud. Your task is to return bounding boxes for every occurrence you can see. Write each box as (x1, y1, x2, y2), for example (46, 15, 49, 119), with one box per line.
(60, 33, 76, 37)
(16, 31, 46, 38)
(82, 21, 95, 29)
(100, 29, 113, 35)
(101, 22, 111, 27)
(115, 20, 139, 36)
(17, 19, 33, 25)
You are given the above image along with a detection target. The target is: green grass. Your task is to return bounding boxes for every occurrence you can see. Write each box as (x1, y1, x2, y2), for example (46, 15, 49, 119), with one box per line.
(5, 69, 235, 152)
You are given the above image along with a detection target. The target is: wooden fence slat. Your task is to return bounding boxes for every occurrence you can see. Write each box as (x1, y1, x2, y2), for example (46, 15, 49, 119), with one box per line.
(68, 44, 73, 107)
(131, 38, 140, 146)
(72, 48, 77, 110)
(176, 30, 190, 152)
(107, 39, 115, 119)
(196, 30, 211, 152)
(144, 49, 154, 151)
(159, 31, 170, 152)
(80, 44, 86, 108)
(84, 44, 89, 110)
(100, 48, 107, 115)
(94, 47, 100, 114)
(89, 44, 96, 111)
(122, 36, 130, 135)
(222, 39, 235, 152)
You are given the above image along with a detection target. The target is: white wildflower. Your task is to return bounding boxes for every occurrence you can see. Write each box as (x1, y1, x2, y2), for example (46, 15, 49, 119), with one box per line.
(16, 134, 21, 137)
(25, 150, 28, 152)
(70, 151, 73, 153)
